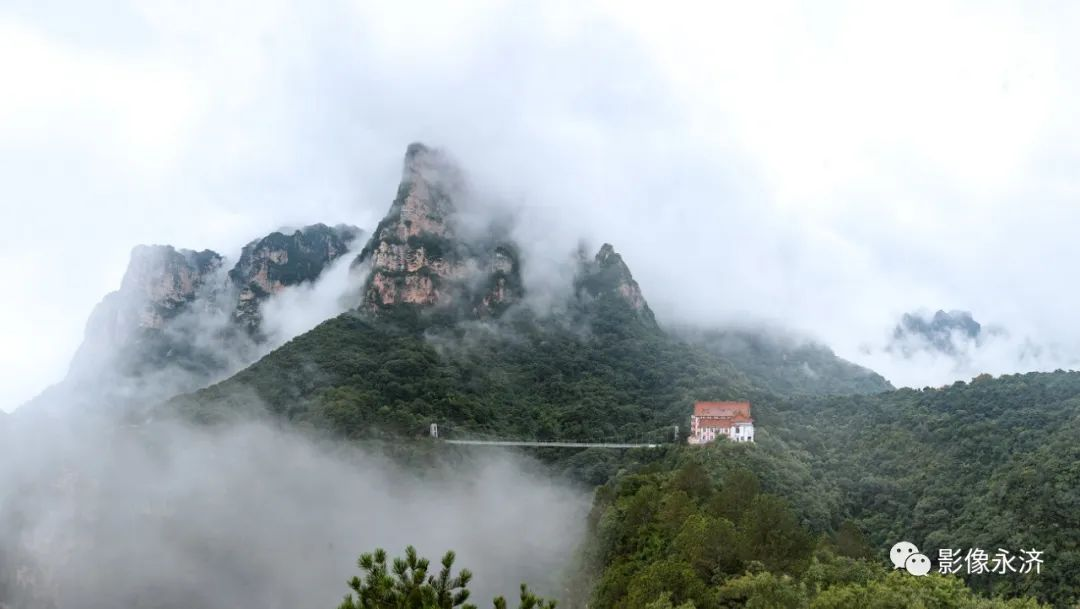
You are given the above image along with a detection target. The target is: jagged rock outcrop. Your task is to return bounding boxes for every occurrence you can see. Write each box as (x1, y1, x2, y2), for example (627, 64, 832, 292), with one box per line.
(115, 245, 222, 329)
(574, 243, 656, 324)
(28, 223, 361, 414)
(355, 143, 523, 316)
(66, 245, 225, 382)
(229, 223, 361, 331)
(475, 244, 522, 317)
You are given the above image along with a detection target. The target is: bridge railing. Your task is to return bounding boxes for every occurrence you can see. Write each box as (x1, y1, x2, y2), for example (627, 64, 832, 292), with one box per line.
(427, 423, 680, 447)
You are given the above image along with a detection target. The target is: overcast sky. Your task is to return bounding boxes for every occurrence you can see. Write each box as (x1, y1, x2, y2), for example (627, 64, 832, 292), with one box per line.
(3, 0, 1080, 410)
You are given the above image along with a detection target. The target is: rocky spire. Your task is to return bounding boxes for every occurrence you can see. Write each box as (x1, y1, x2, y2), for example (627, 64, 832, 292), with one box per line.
(354, 143, 523, 315)
(575, 243, 656, 323)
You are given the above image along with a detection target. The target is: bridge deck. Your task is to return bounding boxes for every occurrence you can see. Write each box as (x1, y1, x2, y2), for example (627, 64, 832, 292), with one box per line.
(443, 439, 661, 449)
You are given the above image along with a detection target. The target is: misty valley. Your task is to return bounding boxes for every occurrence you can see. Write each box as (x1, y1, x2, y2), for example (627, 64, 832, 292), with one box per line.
(2, 144, 1077, 609)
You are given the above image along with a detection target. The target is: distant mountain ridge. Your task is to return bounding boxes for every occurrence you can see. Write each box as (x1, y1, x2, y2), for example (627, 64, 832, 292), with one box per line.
(889, 309, 996, 356)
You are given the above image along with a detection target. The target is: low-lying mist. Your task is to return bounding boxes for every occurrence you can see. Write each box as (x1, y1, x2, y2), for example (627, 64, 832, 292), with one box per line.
(0, 413, 590, 609)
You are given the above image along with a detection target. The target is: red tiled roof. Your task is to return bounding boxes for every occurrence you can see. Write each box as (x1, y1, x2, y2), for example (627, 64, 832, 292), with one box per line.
(693, 401, 751, 418)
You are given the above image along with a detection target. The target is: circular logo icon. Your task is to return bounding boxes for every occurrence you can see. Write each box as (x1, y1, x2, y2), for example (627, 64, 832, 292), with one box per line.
(890, 541, 920, 569)
(905, 553, 932, 576)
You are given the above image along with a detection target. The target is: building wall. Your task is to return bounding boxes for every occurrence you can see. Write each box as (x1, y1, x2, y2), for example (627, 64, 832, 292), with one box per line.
(689, 415, 755, 444)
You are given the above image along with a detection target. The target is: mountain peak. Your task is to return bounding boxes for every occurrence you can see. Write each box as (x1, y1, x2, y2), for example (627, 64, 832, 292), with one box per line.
(890, 309, 989, 357)
(62, 244, 227, 392)
(576, 243, 654, 323)
(354, 144, 522, 316)
(594, 242, 623, 268)
(403, 141, 446, 174)
(118, 245, 224, 329)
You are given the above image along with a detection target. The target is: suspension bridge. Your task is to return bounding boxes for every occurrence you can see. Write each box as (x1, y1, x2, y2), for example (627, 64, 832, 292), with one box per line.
(428, 423, 679, 449)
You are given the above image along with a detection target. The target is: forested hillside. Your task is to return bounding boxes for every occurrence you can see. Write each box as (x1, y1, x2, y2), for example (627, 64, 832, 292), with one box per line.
(170, 296, 757, 451)
(571, 453, 1048, 609)
(676, 327, 893, 397)
(757, 372, 1080, 606)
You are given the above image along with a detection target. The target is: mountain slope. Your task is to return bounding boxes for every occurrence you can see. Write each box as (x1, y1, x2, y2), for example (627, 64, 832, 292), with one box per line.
(169, 271, 757, 449)
(742, 371, 1080, 606)
(677, 327, 893, 396)
(558, 369, 1079, 608)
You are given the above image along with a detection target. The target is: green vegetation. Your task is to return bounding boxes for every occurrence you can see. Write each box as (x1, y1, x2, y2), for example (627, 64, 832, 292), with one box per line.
(172, 298, 757, 464)
(677, 327, 893, 397)
(582, 372, 1079, 607)
(757, 372, 1080, 606)
(573, 459, 1050, 609)
(339, 546, 554, 609)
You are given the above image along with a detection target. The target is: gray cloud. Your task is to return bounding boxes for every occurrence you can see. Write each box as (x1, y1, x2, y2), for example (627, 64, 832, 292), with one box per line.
(257, 243, 368, 349)
(0, 414, 589, 608)
(859, 309, 1080, 388)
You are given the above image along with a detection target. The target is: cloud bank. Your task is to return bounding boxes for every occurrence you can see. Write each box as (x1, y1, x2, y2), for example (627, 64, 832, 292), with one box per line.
(0, 415, 589, 608)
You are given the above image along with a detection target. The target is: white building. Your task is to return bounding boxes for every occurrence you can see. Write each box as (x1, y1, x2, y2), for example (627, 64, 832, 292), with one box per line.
(688, 401, 755, 444)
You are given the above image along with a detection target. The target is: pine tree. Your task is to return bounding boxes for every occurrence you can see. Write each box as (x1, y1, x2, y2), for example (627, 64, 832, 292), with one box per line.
(339, 546, 554, 609)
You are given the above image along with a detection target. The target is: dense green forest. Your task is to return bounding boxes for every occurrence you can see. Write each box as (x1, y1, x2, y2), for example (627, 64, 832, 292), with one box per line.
(169, 278, 1078, 608)
(569, 454, 1049, 609)
(170, 291, 887, 446)
(170, 297, 759, 452)
(756, 372, 1080, 606)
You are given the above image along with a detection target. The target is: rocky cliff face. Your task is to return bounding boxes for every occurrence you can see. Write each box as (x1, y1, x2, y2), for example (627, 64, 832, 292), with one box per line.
(575, 243, 656, 324)
(36, 223, 361, 414)
(229, 223, 361, 331)
(67, 245, 225, 382)
(117, 245, 223, 329)
(355, 143, 523, 316)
